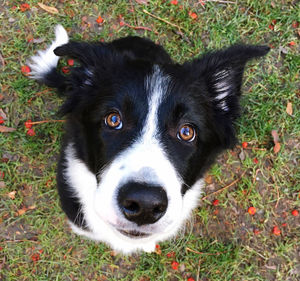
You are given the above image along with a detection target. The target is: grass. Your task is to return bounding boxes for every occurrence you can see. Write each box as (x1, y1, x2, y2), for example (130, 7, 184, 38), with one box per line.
(0, 0, 299, 280)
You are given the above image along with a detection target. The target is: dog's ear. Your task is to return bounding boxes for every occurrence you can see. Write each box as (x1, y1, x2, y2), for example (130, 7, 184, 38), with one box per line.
(54, 41, 112, 66)
(188, 45, 269, 147)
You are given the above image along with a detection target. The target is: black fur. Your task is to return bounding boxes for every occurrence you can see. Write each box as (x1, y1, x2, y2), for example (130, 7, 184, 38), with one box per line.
(39, 36, 269, 228)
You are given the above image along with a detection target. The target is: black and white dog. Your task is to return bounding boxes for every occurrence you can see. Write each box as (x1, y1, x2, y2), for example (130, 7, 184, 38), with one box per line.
(29, 25, 269, 253)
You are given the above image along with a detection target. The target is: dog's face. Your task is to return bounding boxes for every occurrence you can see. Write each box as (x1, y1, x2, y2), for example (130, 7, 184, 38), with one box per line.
(29, 26, 269, 253)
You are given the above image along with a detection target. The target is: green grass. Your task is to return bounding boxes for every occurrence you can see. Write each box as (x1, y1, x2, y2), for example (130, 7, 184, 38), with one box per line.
(0, 0, 299, 280)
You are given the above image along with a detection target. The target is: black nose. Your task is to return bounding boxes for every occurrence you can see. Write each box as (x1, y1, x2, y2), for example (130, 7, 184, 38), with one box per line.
(117, 182, 168, 226)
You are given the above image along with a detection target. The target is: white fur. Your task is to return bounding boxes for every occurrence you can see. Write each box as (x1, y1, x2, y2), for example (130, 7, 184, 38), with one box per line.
(63, 66, 204, 254)
(213, 69, 232, 112)
(29, 25, 69, 79)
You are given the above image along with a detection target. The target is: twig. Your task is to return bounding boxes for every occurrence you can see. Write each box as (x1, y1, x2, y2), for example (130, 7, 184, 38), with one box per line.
(201, 170, 247, 200)
(27, 119, 65, 125)
(0, 238, 39, 244)
(27, 89, 53, 103)
(142, 9, 184, 34)
(199, 0, 236, 4)
(186, 247, 223, 255)
(123, 23, 158, 34)
(196, 257, 201, 281)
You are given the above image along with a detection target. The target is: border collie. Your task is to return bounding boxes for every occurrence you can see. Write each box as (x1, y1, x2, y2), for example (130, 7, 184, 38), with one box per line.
(29, 25, 269, 254)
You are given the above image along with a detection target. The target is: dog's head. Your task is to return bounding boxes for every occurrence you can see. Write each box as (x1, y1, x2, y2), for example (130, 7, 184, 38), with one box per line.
(29, 27, 269, 253)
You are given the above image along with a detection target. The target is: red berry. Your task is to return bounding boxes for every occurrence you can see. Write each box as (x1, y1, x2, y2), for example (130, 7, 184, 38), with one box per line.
(26, 128, 35, 136)
(166, 251, 175, 258)
(212, 199, 219, 206)
(61, 66, 70, 74)
(253, 229, 260, 235)
(0, 171, 4, 179)
(248, 206, 256, 215)
(171, 261, 179, 270)
(20, 3, 30, 12)
(187, 278, 195, 281)
(155, 244, 160, 249)
(288, 41, 296, 46)
(96, 16, 104, 24)
(272, 226, 281, 236)
(170, 0, 178, 4)
(281, 223, 287, 227)
(21, 65, 31, 75)
(242, 142, 248, 148)
(67, 59, 74, 66)
(0, 116, 4, 124)
(189, 12, 197, 20)
(291, 210, 299, 217)
(25, 119, 32, 129)
(31, 252, 40, 262)
(253, 158, 258, 164)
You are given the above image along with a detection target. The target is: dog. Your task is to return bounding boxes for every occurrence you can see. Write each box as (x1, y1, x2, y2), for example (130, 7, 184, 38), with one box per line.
(28, 25, 269, 254)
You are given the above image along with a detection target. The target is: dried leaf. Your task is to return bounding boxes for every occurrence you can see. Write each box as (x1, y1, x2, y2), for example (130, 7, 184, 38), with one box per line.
(16, 207, 27, 216)
(15, 205, 36, 216)
(279, 46, 288, 54)
(271, 130, 279, 144)
(0, 109, 7, 119)
(33, 38, 45, 44)
(0, 125, 16, 133)
(239, 150, 246, 161)
(274, 142, 281, 154)
(38, 3, 59, 14)
(271, 130, 280, 154)
(205, 175, 213, 184)
(136, 0, 149, 4)
(7, 191, 16, 199)
(286, 102, 293, 116)
(0, 181, 5, 188)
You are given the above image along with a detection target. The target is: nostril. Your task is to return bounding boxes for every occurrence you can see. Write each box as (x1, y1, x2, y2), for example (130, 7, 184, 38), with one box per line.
(123, 200, 140, 214)
(153, 204, 166, 216)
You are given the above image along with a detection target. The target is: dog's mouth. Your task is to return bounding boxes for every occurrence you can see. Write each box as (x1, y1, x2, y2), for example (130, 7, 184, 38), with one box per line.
(118, 229, 151, 239)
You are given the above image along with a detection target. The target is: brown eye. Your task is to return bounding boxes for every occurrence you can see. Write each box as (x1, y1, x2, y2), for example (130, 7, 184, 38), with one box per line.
(105, 112, 122, 130)
(177, 124, 196, 142)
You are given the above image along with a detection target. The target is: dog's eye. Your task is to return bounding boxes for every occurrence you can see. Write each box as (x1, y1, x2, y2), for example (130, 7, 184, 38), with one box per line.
(177, 124, 196, 142)
(105, 112, 122, 130)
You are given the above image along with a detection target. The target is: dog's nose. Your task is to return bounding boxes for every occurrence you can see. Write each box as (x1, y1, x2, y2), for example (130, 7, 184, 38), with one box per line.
(117, 182, 168, 226)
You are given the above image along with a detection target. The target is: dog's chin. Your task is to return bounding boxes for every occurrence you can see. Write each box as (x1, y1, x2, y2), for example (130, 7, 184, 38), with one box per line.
(68, 214, 181, 254)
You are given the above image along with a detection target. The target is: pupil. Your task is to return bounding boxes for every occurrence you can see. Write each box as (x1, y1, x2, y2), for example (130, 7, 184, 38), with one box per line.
(111, 115, 118, 124)
(182, 126, 190, 136)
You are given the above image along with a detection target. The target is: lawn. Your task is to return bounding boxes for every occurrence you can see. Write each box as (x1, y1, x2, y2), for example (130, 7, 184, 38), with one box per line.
(0, 0, 299, 280)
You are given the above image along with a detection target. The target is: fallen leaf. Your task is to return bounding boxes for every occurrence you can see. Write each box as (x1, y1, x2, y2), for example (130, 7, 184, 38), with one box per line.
(0, 52, 5, 67)
(0, 181, 5, 188)
(271, 130, 280, 153)
(271, 130, 279, 143)
(205, 175, 212, 184)
(7, 191, 16, 199)
(265, 265, 277, 270)
(286, 102, 293, 116)
(239, 150, 246, 161)
(16, 205, 36, 216)
(0, 109, 7, 119)
(136, 0, 149, 4)
(0, 125, 16, 133)
(279, 46, 288, 54)
(273, 142, 281, 153)
(33, 38, 45, 44)
(38, 3, 59, 14)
